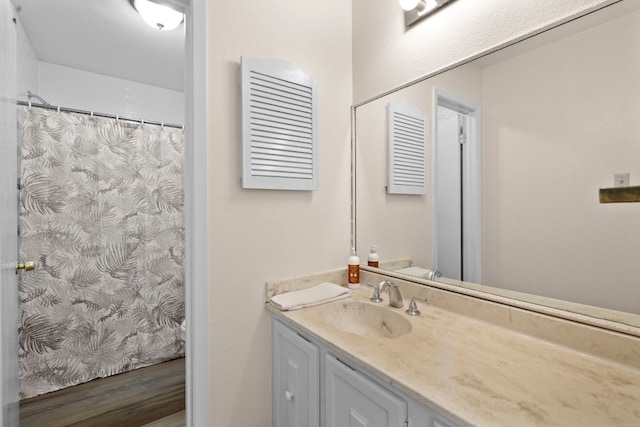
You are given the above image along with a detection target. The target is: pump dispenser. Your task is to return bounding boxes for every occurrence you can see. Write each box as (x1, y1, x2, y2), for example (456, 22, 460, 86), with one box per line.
(348, 248, 360, 289)
(367, 246, 379, 267)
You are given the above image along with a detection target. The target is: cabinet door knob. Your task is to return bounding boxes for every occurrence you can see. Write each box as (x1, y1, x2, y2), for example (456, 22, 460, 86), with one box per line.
(285, 390, 294, 401)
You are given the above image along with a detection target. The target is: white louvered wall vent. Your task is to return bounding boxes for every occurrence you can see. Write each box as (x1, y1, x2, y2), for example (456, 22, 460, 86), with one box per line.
(387, 102, 427, 195)
(241, 57, 318, 190)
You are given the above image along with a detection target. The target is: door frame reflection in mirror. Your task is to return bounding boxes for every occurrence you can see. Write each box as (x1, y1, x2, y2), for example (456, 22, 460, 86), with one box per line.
(433, 88, 481, 284)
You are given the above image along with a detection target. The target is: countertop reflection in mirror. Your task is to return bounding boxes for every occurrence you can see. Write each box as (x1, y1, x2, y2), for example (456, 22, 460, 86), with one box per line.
(354, 0, 640, 334)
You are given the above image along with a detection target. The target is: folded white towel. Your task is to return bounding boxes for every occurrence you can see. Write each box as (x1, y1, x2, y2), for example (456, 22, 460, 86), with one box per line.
(270, 282, 351, 311)
(396, 266, 431, 278)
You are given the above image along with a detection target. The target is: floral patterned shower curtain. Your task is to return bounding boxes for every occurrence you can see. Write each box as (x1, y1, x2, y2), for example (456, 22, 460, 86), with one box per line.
(18, 107, 185, 398)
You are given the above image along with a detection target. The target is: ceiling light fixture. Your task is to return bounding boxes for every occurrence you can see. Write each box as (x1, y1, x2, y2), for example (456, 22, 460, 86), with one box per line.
(131, 0, 184, 31)
(399, 0, 457, 27)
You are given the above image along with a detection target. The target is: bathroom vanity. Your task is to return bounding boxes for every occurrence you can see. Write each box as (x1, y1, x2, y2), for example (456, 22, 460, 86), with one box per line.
(272, 315, 460, 427)
(266, 269, 640, 427)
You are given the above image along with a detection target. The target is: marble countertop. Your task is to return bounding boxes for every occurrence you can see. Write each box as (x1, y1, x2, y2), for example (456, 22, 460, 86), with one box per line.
(267, 284, 640, 426)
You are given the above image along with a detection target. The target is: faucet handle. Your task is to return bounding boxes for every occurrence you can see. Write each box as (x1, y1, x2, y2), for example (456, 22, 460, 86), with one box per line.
(365, 283, 383, 303)
(405, 296, 427, 316)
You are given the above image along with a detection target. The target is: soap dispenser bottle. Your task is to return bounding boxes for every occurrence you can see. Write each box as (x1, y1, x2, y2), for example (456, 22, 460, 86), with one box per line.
(348, 248, 360, 289)
(367, 246, 379, 267)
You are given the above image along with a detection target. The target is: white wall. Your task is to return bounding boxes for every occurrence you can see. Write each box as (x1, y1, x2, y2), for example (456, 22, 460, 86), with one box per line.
(352, 0, 616, 103)
(38, 62, 184, 125)
(14, 6, 184, 127)
(206, 0, 352, 425)
(14, 6, 38, 101)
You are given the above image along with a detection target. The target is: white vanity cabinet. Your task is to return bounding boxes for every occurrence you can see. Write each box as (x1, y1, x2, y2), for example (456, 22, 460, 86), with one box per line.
(272, 318, 320, 427)
(406, 400, 460, 427)
(326, 354, 407, 427)
(272, 317, 462, 427)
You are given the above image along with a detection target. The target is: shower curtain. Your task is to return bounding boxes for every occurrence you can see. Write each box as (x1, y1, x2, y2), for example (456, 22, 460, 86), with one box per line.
(18, 107, 185, 398)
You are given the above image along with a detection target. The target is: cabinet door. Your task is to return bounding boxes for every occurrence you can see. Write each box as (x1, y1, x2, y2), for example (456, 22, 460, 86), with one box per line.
(408, 396, 461, 427)
(273, 319, 320, 427)
(325, 354, 407, 427)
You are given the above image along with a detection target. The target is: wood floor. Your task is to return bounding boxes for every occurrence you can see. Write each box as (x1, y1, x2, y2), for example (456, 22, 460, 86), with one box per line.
(141, 411, 186, 427)
(20, 358, 185, 427)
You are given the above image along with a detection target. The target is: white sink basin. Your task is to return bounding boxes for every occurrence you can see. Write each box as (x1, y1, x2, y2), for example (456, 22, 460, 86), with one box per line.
(318, 300, 412, 339)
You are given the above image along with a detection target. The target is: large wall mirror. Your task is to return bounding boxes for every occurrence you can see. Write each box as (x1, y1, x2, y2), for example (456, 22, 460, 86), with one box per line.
(354, 0, 640, 332)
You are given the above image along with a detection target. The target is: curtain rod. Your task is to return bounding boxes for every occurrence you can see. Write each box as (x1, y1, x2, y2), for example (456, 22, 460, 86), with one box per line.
(16, 101, 184, 130)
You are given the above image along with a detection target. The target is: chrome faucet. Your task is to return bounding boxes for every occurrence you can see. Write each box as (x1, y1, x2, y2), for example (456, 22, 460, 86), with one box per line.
(379, 280, 403, 308)
(425, 269, 441, 281)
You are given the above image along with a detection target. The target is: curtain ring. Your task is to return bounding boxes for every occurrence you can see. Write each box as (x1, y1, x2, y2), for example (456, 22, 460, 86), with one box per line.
(141, 118, 145, 126)
(161, 122, 164, 130)
(28, 99, 31, 109)
(90, 111, 94, 118)
(57, 106, 61, 113)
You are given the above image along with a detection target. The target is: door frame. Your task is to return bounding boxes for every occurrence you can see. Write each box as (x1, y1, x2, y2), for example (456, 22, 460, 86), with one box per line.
(1, 0, 19, 424)
(185, 0, 209, 425)
(433, 87, 482, 283)
(2, 0, 210, 425)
